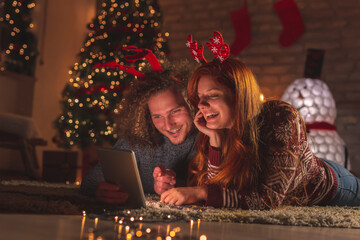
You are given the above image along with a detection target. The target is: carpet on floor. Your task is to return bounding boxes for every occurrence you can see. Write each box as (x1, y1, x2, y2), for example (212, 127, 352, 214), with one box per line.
(1, 180, 359, 228)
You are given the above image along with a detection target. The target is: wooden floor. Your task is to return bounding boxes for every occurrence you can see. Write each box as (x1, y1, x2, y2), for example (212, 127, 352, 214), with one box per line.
(0, 214, 359, 240)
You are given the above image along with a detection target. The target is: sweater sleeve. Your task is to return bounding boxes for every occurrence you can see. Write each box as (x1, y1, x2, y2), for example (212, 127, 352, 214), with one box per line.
(80, 162, 104, 196)
(80, 138, 128, 196)
(205, 103, 307, 209)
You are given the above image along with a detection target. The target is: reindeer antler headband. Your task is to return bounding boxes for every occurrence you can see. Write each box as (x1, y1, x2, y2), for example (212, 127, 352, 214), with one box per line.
(186, 31, 230, 63)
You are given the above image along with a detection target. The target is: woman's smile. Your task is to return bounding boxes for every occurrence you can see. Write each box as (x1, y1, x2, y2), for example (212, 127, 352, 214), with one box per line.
(197, 75, 234, 129)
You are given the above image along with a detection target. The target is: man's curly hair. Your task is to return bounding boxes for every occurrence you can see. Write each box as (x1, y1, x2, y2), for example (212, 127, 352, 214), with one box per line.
(116, 59, 195, 149)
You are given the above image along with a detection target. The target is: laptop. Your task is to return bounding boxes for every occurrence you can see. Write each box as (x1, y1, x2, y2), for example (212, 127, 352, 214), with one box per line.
(97, 148, 146, 209)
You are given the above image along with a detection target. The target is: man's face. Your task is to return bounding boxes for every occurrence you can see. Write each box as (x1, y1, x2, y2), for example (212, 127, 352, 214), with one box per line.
(148, 89, 193, 145)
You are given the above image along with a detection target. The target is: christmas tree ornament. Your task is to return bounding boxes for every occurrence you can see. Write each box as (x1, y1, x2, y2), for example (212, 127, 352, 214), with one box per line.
(273, 0, 305, 47)
(281, 78, 349, 169)
(229, 0, 251, 56)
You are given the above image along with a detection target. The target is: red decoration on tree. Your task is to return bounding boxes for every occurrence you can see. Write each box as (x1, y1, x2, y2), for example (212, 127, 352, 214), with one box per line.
(123, 46, 163, 72)
(273, 0, 305, 47)
(229, 0, 251, 56)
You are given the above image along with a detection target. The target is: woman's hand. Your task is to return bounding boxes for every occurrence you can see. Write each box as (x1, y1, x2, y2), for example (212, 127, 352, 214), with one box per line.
(160, 186, 207, 205)
(95, 181, 129, 204)
(153, 165, 176, 195)
(194, 110, 223, 148)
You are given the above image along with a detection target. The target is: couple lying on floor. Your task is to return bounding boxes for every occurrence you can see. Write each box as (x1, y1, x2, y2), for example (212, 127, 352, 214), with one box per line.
(81, 41, 360, 209)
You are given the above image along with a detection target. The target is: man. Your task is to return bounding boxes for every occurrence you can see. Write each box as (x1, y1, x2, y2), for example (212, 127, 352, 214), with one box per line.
(80, 61, 197, 204)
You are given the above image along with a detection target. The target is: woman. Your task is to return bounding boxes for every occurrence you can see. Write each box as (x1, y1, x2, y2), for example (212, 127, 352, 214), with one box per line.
(160, 57, 360, 209)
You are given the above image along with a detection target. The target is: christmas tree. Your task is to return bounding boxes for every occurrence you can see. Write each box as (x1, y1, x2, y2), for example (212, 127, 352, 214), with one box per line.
(54, 0, 169, 149)
(0, 0, 37, 76)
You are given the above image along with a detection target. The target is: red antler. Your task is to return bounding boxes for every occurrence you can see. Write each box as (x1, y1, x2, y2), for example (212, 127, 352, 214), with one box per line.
(206, 31, 230, 63)
(123, 46, 163, 72)
(186, 35, 207, 64)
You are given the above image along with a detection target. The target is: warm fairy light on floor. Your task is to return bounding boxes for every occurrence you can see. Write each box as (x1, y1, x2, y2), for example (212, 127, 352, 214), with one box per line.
(80, 212, 86, 240)
(190, 219, 194, 239)
(85, 215, 189, 240)
(118, 225, 123, 239)
(197, 219, 201, 238)
(200, 234, 207, 240)
(88, 232, 94, 240)
(94, 218, 98, 229)
(136, 230, 142, 237)
(260, 93, 265, 102)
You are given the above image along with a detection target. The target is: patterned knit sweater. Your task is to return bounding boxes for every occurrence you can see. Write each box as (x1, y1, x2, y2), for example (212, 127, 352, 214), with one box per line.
(205, 101, 338, 209)
(80, 130, 198, 195)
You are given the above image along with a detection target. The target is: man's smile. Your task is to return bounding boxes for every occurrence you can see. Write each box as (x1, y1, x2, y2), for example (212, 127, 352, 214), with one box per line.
(167, 126, 182, 135)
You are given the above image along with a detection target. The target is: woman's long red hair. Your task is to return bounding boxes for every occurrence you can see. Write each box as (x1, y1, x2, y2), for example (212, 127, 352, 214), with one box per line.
(187, 58, 263, 192)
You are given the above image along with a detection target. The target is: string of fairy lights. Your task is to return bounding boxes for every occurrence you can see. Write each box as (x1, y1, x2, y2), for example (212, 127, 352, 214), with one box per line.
(54, 0, 169, 149)
(81, 210, 208, 240)
(0, 0, 37, 76)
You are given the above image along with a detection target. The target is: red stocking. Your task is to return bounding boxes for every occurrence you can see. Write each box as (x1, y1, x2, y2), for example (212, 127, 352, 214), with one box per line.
(230, 0, 251, 56)
(273, 0, 305, 47)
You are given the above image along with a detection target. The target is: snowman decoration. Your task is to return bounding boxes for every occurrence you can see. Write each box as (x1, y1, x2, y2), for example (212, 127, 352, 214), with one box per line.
(281, 78, 349, 169)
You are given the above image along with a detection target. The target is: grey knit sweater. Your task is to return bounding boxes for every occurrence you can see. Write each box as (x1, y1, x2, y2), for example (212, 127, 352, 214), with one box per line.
(80, 130, 198, 195)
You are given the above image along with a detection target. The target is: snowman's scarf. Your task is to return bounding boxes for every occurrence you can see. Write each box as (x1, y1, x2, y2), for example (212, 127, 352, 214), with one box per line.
(306, 122, 337, 131)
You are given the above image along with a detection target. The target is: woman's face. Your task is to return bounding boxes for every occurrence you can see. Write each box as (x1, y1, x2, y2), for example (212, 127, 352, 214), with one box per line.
(197, 75, 234, 129)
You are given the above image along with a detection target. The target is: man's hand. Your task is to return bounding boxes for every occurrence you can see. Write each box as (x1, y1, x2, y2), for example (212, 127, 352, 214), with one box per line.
(153, 165, 176, 195)
(95, 181, 128, 204)
(160, 186, 207, 205)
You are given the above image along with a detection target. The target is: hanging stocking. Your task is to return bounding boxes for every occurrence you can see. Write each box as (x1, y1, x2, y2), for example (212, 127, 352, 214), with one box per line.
(273, 0, 305, 47)
(230, 0, 251, 56)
